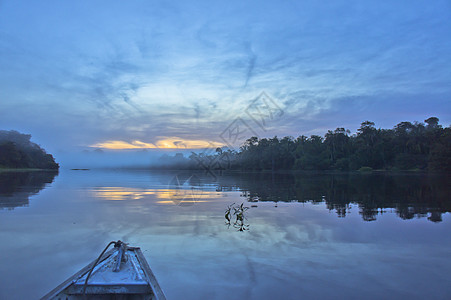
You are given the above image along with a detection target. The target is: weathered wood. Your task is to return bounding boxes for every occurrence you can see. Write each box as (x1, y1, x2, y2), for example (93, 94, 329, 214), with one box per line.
(40, 246, 166, 300)
(40, 249, 115, 300)
(135, 248, 167, 300)
(114, 243, 126, 272)
(66, 283, 152, 294)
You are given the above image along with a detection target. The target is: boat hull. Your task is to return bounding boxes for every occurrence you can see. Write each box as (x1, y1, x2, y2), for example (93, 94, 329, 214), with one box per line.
(41, 246, 165, 300)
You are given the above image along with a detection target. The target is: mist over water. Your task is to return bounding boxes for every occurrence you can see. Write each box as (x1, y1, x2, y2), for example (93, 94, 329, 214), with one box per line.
(53, 148, 195, 169)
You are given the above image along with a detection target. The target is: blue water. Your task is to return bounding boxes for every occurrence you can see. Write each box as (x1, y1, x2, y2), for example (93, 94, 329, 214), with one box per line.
(0, 169, 450, 299)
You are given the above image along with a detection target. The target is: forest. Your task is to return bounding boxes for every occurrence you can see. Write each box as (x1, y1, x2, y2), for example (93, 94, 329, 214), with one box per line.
(187, 117, 451, 172)
(0, 130, 59, 169)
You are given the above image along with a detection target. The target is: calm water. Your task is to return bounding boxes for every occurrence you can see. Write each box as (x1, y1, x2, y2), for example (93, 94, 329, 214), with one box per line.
(0, 169, 450, 300)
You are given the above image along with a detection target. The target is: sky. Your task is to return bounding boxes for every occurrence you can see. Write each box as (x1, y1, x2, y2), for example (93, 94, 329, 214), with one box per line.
(1, 0, 450, 156)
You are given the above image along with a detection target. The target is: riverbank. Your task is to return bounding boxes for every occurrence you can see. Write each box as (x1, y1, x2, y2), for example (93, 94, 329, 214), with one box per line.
(0, 168, 58, 172)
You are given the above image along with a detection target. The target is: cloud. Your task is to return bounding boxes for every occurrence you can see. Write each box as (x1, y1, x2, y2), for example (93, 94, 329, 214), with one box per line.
(0, 0, 450, 155)
(90, 137, 223, 150)
(91, 140, 157, 150)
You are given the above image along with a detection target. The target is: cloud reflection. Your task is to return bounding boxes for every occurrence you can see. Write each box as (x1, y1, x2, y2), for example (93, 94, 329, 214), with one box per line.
(91, 186, 222, 204)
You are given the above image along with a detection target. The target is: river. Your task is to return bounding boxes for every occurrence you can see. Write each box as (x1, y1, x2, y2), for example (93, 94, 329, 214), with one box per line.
(0, 169, 450, 299)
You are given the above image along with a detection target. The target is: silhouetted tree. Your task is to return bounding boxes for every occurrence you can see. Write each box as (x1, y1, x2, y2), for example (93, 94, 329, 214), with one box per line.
(0, 130, 59, 169)
(187, 117, 449, 172)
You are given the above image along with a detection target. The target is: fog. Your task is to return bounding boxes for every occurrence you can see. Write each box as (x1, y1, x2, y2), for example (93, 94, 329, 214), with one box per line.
(54, 148, 198, 169)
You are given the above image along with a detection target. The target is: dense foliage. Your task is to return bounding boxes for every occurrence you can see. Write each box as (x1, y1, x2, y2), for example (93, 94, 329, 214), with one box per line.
(189, 117, 451, 172)
(0, 130, 59, 169)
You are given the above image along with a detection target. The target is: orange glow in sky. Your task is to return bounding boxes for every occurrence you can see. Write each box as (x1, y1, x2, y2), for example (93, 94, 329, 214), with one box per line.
(90, 137, 223, 150)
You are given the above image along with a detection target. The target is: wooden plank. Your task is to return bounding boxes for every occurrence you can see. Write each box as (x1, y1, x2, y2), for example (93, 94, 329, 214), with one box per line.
(135, 248, 167, 300)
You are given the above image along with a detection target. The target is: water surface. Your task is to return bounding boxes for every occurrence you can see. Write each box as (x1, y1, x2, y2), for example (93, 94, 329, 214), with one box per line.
(0, 169, 450, 299)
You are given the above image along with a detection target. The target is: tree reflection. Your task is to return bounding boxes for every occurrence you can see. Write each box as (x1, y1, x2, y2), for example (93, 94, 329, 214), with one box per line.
(215, 172, 451, 222)
(0, 171, 58, 210)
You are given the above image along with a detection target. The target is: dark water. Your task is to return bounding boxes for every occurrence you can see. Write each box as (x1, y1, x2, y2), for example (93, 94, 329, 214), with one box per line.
(0, 169, 450, 299)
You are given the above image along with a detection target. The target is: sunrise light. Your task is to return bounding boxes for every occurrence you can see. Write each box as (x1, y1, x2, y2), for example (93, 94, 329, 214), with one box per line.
(90, 137, 224, 150)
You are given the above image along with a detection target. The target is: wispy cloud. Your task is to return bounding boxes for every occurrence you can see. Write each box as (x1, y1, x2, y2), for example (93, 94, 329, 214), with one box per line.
(91, 137, 223, 150)
(0, 0, 450, 153)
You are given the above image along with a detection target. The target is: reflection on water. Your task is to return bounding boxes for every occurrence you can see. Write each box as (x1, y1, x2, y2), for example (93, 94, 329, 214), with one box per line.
(91, 171, 451, 222)
(92, 187, 157, 200)
(1, 170, 449, 222)
(1, 169, 450, 300)
(210, 172, 451, 222)
(92, 186, 218, 205)
(166, 173, 208, 206)
(225, 203, 250, 231)
(0, 171, 58, 210)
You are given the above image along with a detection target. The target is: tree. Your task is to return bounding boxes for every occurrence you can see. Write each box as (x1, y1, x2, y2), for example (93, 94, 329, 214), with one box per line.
(186, 117, 449, 172)
(0, 130, 59, 169)
(324, 128, 351, 169)
(428, 126, 451, 171)
(0, 142, 28, 168)
(425, 117, 439, 129)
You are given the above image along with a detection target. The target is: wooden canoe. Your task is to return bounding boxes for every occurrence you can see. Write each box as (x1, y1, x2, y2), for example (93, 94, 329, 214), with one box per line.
(41, 242, 166, 300)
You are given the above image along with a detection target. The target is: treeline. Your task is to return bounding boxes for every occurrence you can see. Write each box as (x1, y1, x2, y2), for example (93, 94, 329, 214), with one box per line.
(0, 130, 59, 169)
(189, 117, 451, 172)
